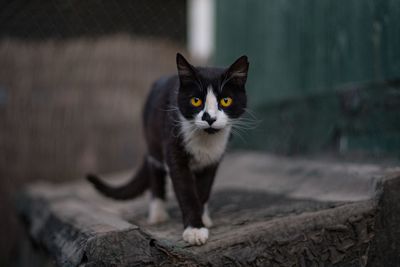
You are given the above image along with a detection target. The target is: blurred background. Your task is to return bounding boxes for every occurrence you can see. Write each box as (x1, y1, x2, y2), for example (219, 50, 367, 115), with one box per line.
(1, 0, 400, 265)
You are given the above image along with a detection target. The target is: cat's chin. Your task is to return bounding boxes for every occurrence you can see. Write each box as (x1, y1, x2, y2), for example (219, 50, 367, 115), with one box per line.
(203, 128, 220, 134)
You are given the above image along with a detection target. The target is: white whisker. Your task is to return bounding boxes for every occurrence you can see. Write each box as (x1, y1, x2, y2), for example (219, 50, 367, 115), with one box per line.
(230, 128, 247, 143)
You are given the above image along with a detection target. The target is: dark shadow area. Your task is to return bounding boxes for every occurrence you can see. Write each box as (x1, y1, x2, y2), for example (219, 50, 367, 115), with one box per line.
(0, 0, 187, 42)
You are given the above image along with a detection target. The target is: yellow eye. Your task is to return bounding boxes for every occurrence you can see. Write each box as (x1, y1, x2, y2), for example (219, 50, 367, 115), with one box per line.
(190, 97, 202, 107)
(220, 97, 233, 107)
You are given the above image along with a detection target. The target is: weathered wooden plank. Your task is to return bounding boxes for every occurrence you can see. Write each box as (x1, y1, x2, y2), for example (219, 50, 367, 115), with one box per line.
(16, 152, 400, 266)
(194, 201, 376, 266)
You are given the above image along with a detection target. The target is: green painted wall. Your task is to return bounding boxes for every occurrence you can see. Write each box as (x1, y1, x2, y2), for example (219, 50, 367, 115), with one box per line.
(215, 0, 400, 156)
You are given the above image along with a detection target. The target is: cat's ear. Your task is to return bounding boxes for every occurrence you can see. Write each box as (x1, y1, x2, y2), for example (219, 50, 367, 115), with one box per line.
(176, 53, 197, 82)
(225, 55, 249, 86)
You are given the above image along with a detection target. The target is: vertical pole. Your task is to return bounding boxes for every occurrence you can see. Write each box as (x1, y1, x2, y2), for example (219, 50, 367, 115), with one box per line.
(187, 0, 215, 63)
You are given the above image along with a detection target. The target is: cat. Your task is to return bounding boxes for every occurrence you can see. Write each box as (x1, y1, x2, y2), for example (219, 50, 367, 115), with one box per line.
(87, 53, 249, 245)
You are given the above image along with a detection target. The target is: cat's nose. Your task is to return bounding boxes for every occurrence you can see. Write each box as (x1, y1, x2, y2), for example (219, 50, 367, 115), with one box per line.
(201, 112, 217, 125)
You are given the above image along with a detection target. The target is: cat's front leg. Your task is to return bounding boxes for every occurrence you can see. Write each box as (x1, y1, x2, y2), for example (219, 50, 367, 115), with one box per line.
(166, 150, 209, 245)
(195, 165, 218, 228)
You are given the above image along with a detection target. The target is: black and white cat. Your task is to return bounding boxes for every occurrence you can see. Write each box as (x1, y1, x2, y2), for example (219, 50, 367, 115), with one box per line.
(87, 53, 249, 245)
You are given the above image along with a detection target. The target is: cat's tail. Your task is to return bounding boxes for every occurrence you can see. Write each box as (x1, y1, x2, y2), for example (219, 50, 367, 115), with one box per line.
(86, 159, 150, 200)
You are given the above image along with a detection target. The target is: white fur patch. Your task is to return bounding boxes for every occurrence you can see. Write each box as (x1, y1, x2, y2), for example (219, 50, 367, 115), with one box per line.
(180, 117, 231, 170)
(204, 87, 218, 118)
(202, 203, 213, 228)
(182, 227, 209, 245)
(180, 86, 231, 170)
(148, 198, 169, 225)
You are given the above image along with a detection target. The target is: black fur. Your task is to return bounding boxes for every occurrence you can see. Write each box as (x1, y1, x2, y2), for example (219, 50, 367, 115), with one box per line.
(87, 53, 249, 229)
(86, 158, 150, 200)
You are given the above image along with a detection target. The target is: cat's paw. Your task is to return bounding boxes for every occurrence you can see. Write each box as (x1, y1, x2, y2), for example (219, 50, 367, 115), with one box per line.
(202, 209, 213, 228)
(182, 227, 209, 245)
(148, 198, 169, 225)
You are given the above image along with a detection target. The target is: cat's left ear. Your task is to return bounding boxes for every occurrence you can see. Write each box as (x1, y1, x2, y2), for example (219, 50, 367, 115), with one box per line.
(176, 53, 197, 82)
(225, 55, 249, 86)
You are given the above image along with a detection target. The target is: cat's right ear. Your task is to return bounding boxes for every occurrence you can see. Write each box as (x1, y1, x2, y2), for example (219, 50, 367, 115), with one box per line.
(225, 55, 249, 86)
(176, 53, 197, 82)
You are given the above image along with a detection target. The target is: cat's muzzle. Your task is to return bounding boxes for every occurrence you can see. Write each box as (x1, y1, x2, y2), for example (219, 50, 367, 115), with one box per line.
(204, 128, 220, 134)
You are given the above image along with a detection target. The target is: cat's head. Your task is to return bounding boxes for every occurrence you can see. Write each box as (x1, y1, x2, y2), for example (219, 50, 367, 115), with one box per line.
(176, 53, 249, 134)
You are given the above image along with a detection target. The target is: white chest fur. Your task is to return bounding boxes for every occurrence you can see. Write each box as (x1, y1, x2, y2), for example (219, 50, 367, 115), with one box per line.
(180, 121, 231, 170)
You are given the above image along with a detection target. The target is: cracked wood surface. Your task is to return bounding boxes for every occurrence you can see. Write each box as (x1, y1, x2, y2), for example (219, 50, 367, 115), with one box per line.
(16, 152, 400, 266)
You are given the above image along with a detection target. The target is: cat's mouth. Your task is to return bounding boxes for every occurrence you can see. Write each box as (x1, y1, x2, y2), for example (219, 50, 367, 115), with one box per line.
(204, 127, 220, 134)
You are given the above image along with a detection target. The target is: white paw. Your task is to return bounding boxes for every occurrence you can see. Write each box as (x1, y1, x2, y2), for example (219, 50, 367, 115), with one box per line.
(182, 227, 209, 245)
(202, 205, 213, 228)
(147, 198, 169, 225)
